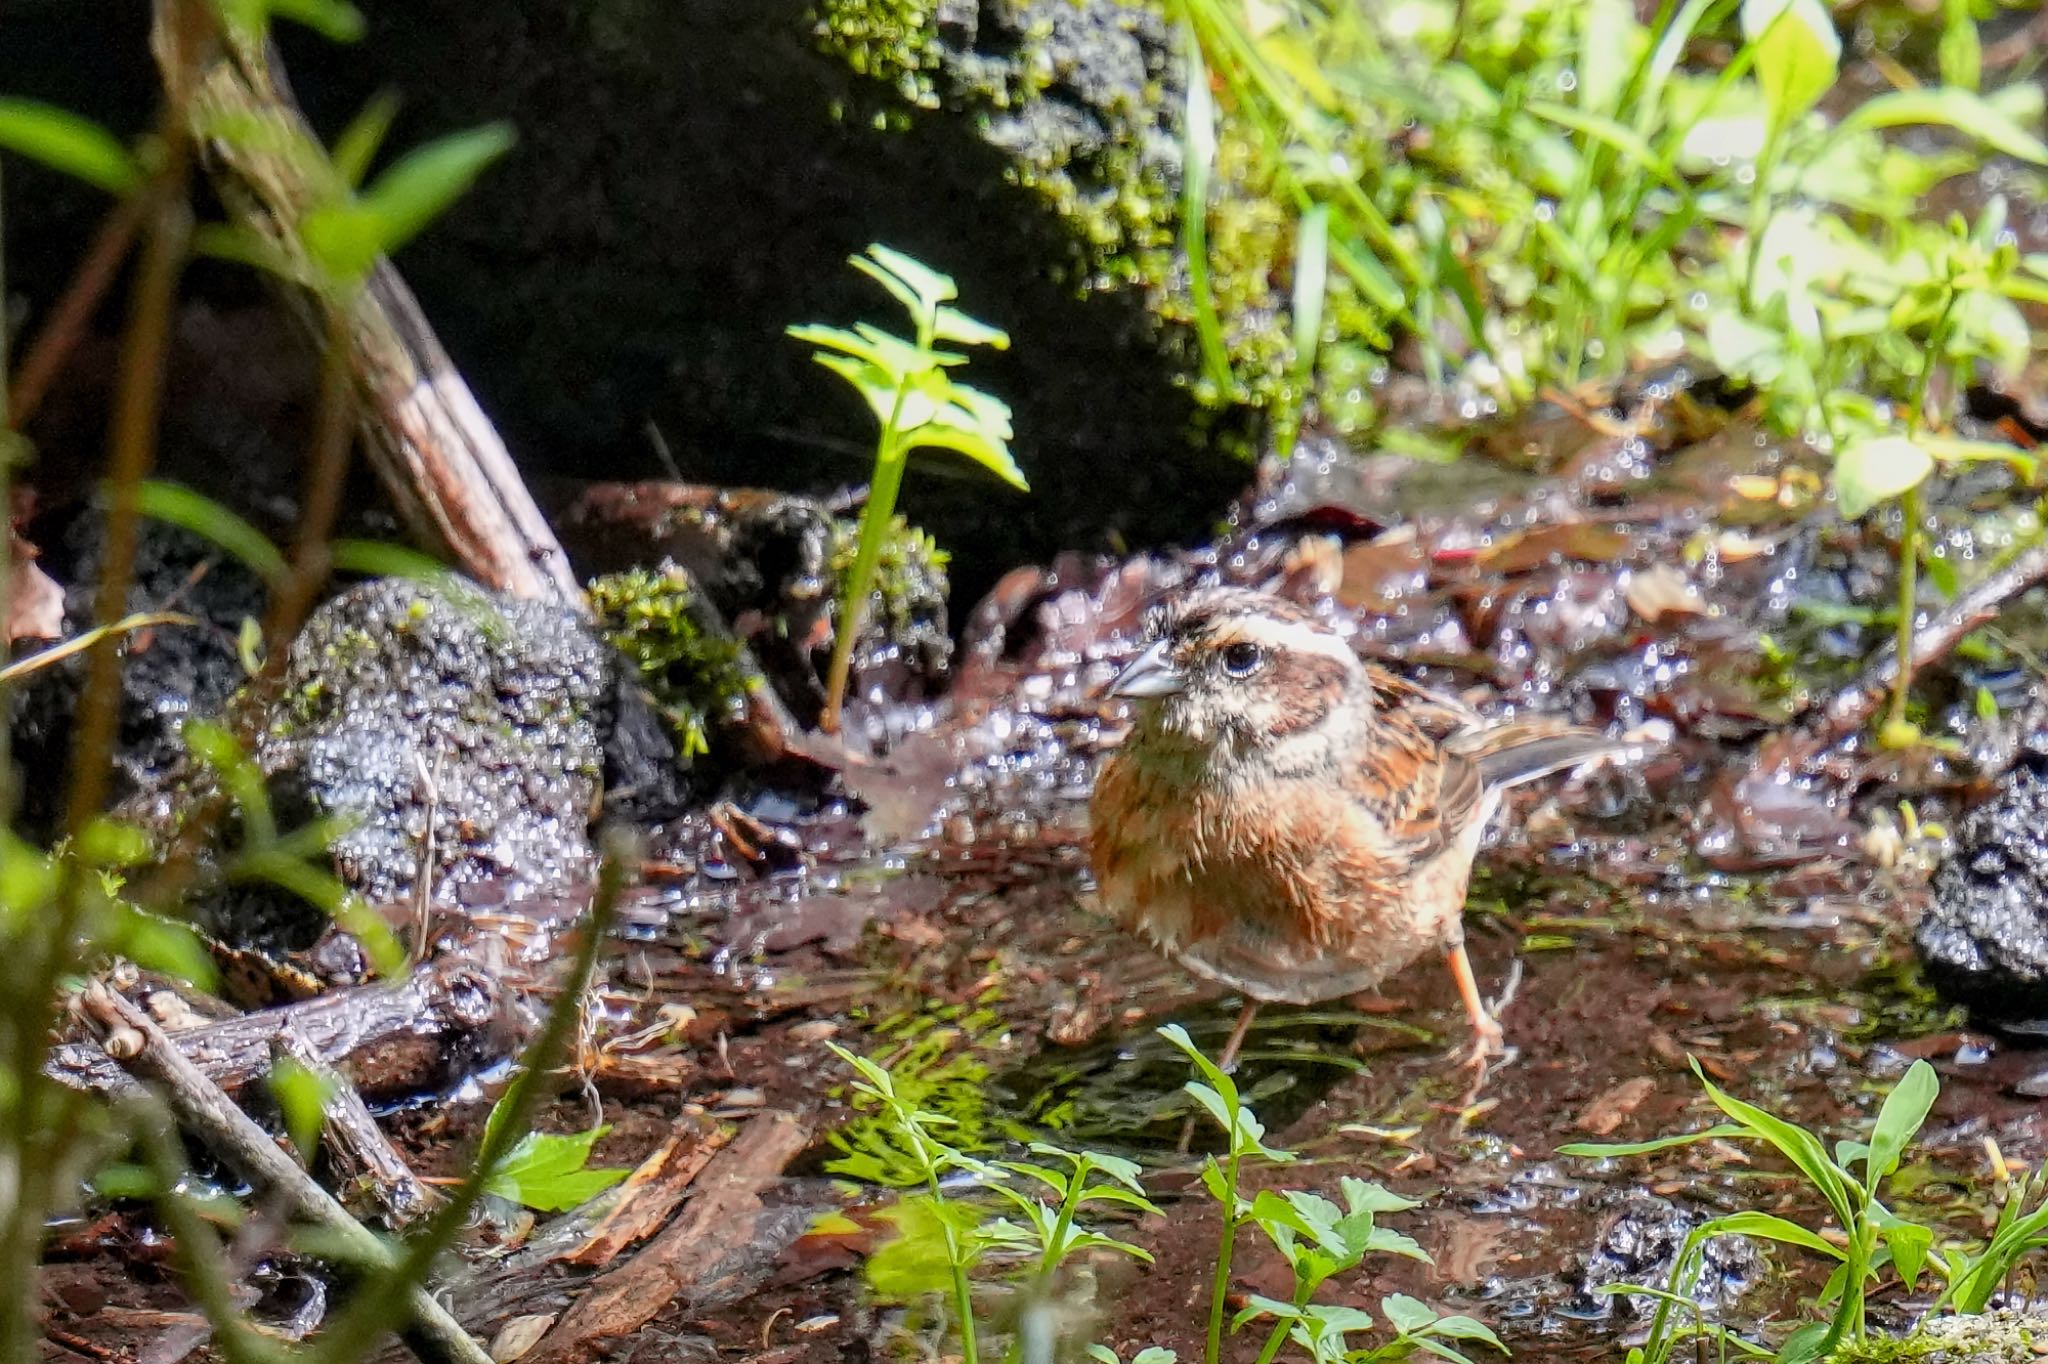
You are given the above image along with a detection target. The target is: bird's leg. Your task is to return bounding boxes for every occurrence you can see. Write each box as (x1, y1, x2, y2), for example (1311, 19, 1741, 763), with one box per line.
(1177, 1001, 1261, 1154)
(1215, 1000, 1260, 1075)
(1445, 942, 1505, 1069)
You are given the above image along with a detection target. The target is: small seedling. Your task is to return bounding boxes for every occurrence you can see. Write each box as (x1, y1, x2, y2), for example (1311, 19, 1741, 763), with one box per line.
(1159, 1024, 1500, 1364)
(789, 244, 1025, 733)
(1558, 1058, 2048, 1364)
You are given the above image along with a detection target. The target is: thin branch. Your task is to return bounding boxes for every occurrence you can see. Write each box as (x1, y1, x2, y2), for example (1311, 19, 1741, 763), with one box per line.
(79, 984, 491, 1364)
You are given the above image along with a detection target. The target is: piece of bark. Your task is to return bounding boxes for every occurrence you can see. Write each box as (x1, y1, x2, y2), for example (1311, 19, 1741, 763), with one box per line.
(151, 7, 581, 610)
(528, 1113, 810, 1364)
(77, 984, 494, 1364)
(47, 959, 513, 1104)
(275, 1023, 436, 1228)
(561, 1116, 730, 1268)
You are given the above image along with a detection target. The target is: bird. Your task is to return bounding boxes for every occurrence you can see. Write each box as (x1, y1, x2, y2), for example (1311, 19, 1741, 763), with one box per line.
(1088, 585, 1638, 1081)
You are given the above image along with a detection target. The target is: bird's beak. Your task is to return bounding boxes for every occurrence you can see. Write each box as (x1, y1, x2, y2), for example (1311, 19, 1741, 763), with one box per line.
(1108, 638, 1185, 698)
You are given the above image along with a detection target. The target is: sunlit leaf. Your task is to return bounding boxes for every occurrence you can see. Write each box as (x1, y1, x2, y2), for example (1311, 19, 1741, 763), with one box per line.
(484, 1125, 629, 1212)
(930, 307, 1008, 348)
(1834, 88, 2048, 165)
(1696, 1210, 1844, 1259)
(1835, 435, 1934, 520)
(1741, 0, 1840, 132)
(1866, 1059, 1939, 1183)
(135, 480, 289, 585)
(1692, 1059, 1858, 1229)
(0, 99, 140, 195)
(857, 243, 957, 314)
(908, 424, 1028, 490)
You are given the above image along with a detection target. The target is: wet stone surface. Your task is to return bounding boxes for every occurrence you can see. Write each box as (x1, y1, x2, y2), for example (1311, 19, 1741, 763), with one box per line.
(256, 578, 613, 913)
(1921, 734, 2048, 1026)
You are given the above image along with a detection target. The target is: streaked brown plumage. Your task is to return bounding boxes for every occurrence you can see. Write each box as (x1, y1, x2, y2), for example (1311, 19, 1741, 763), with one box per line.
(1088, 586, 1636, 1075)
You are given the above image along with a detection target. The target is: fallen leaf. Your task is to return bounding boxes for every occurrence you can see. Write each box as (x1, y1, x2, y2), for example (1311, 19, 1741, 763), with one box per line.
(1573, 1076, 1656, 1136)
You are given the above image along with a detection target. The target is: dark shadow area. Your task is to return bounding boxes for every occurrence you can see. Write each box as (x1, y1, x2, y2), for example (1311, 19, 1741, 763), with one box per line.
(269, 0, 1253, 605)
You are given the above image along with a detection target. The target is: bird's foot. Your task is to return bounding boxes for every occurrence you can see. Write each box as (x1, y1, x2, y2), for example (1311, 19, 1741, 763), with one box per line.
(1453, 1016, 1509, 1108)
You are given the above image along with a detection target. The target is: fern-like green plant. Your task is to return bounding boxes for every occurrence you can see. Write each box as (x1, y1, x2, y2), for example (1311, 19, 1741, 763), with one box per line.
(789, 244, 1025, 733)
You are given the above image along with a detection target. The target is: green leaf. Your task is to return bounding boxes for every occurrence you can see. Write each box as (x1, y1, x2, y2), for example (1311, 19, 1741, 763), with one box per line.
(1423, 1315, 1508, 1350)
(76, 818, 151, 868)
(1882, 1216, 1934, 1290)
(1779, 1320, 1832, 1364)
(1835, 88, 2048, 165)
(810, 353, 903, 426)
(107, 905, 217, 991)
(1866, 1060, 1939, 1183)
(1232, 1294, 1305, 1330)
(307, 124, 514, 286)
(269, 0, 366, 41)
(1696, 1210, 1844, 1260)
(358, 123, 513, 251)
(484, 1125, 629, 1212)
(930, 307, 1008, 349)
(216, 0, 365, 43)
(134, 481, 289, 586)
(332, 92, 399, 189)
(1381, 1294, 1440, 1336)
(1938, 0, 1981, 91)
(268, 1056, 337, 1164)
(0, 99, 140, 195)
(1577, 0, 1640, 116)
(1341, 1176, 1420, 1215)
(904, 422, 1028, 491)
(1692, 1058, 1858, 1229)
(856, 243, 958, 316)
(1835, 435, 1935, 520)
(1741, 0, 1840, 132)
(1290, 202, 1330, 403)
(864, 1195, 987, 1299)
(1704, 311, 1787, 385)
(1558, 1124, 1749, 1158)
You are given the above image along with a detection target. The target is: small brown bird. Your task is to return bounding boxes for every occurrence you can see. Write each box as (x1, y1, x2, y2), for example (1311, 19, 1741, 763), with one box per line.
(1089, 587, 1636, 1077)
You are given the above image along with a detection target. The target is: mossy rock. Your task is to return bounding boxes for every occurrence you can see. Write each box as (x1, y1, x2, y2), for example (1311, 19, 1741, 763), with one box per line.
(1830, 1310, 2048, 1364)
(589, 565, 751, 761)
(251, 0, 1253, 607)
(255, 577, 613, 911)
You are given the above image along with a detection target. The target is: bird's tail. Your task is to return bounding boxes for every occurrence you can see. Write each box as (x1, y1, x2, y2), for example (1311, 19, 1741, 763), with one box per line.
(1453, 723, 1651, 791)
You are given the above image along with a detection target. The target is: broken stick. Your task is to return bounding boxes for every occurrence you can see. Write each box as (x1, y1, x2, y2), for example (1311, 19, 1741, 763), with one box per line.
(79, 983, 493, 1364)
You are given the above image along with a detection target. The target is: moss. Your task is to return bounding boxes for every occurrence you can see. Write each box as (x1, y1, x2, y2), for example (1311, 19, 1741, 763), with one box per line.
(810, 0, 1303, 430)
(587, 567, 752, 761)
(811, 0, 943, 109)
(827, 513, 951, 675)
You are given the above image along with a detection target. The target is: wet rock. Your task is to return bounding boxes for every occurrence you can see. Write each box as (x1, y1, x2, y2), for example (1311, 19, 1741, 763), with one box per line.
(250, 578, 615, 922)
(1568, 1195, 1763, 1321)
(1919, 738, 2048, 1021)
(565, 486, 952, 723)
(8, 520, 268, 841)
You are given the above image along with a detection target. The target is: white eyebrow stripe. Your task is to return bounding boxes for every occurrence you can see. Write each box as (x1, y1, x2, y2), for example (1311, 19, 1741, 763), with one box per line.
(1209, 614, 1356, 666)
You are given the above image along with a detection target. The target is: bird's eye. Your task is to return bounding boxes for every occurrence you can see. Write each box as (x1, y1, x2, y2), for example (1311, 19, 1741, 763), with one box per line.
(1221, 641, 1264, 677)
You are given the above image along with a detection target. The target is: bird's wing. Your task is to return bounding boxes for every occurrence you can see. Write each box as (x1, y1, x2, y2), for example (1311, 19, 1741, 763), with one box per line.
(1450, 721, 1638, 791)
(1359, 671, 1488, 860)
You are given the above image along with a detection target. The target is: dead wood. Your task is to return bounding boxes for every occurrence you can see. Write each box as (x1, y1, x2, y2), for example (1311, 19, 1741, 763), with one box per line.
(275, 1022, 436, 1228)
(528, 1112, 811, 1364)
(77, 984, 494, 1364)
(561, 1115, 731, 1268)
(150, 6, 582, 610)
(47, 959, 516, 1104)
